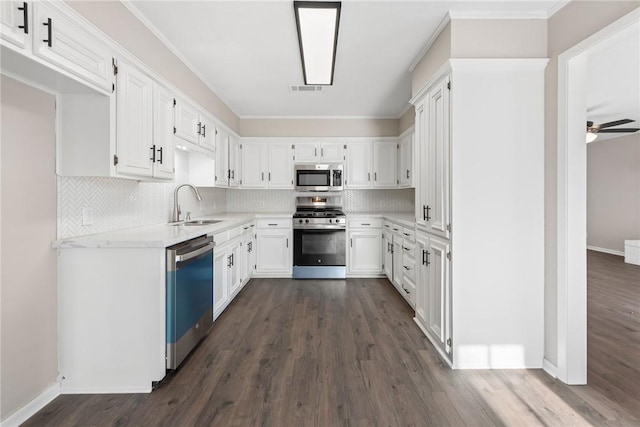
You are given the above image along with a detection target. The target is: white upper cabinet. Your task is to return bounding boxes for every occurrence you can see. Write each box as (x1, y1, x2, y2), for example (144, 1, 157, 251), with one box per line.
(345, 142, 372, 189)
(115, 62, 154, 178)
(267, 142, 294, 189)
(372, 140, 397, 188)
(398, 129, 414, 188)
(31, 2, 112, 92)
(1, 1, 29, 48)
(228, 133, 241, 188)
(294, 142, 318, 163)
(199, 113, 217, 152)
(240, 141, 267, 188)
(174, 98, 200, 145)
(414, 98, 430, 228)
(174, 97, 217, 153)
(320, 142, 344, 163)
(215, 130, 229, 187)
(115, 62, 174, 180)
(152, 83, 175, 180)
(294, 141, 343, 163)
(427, 75, 451, 239)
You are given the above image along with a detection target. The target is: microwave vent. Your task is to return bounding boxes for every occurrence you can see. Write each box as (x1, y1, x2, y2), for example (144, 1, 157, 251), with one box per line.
(290, 85, 323, 92)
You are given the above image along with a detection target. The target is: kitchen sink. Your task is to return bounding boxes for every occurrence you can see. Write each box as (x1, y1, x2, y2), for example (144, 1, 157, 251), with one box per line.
(172, 219, 223, 226)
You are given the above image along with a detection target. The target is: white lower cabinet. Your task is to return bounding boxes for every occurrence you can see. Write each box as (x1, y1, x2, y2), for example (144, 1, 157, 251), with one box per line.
(416, 232, 451, 358)
(213, 221, 255, 319)
(347, 218, 383, 276)
(255, 218, 292, 277)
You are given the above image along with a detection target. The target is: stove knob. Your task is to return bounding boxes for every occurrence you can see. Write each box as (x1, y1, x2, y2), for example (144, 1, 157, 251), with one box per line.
(305, 219, 309, 223)
(329, 219, 333, 223)
(335, 218, 340, 223)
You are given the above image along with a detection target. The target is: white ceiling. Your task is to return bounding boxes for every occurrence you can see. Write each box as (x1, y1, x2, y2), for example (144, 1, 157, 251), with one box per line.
(586, 23, 640, 142)
(128, 0, 562, 118)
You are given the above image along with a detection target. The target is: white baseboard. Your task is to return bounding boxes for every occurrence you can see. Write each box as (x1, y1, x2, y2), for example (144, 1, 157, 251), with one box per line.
(60, 386, 152, 394)
(587, 245, 624, 257)
(542, 358, 558, 378)
(0, 382, 60, 427)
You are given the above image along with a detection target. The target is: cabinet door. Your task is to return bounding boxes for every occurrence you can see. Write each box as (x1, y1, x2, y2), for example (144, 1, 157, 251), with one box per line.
(213, 247, 230, 318)
(392, 239, 403, 288)
(174, 98, 200, 145)
(345, 142, 372, 189)
(415, 235, 429, 327)
(294, 142, 318, 163)
(240, 141, 267, 188)
(152, 84, 175, 180)
(228, 134, 241, 188)
(414, 100, 429, 228)
(268, 142, 294, 189)
(348, 230, 382, 275)
(115, 62, 153, 178)
(398, 132, 413, 187)
(382, 232, 393, 280)
(215, 132, 229, 187)
(320, 142, 344, 163)
(32, 2, 112, 92)
(426, 235, 451, 354)
(428, 76, 451, 239)
(229, 241, 242, 297)
(256, 229, 291, 275)
(250, 233, 257, 277)
(1, 1, 28, 48)
(199, 114, 217, 152)
(373, 140, 397, 188)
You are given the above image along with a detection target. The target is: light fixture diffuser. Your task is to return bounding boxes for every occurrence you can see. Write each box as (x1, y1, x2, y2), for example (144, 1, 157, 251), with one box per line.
(586, 132, 598, 143)
(294, 1, 341, 85)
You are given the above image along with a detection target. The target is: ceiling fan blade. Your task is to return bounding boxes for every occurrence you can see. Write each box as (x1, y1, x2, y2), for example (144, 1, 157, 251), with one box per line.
(597, 128, 640, 133)
(598, 119, 635, 129)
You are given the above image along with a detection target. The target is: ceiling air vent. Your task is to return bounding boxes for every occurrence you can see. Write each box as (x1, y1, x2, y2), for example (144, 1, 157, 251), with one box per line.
(290, 85, 323, 92)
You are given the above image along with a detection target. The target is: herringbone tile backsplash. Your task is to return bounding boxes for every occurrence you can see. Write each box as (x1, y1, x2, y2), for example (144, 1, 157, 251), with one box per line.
(59, 174, 413, 239)
(57, 177, 226, 239)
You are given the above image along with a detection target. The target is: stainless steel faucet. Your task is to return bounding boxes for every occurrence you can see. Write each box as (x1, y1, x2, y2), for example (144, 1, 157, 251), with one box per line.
(173, 184, 203, 222)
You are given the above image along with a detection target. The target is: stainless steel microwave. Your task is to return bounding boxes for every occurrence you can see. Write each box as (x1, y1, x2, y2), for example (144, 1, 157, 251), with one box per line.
(294, 164, 343, 192)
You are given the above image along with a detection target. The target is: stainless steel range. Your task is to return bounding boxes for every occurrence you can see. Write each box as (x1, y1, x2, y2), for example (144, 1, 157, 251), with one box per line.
(293, 196, 346, 279)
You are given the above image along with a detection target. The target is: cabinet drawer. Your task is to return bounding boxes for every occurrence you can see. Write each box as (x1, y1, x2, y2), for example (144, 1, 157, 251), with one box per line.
(401, 227, 416, 242)
(402, 257, 416, 282)
(401, 241, 415, 258)
(348, 218, 382, 229)
(256, 218, 292, 229)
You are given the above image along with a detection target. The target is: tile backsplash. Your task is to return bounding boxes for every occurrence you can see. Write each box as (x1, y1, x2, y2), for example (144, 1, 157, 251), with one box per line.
(227, 189, 415, 213)
(57, 177, 226, 239)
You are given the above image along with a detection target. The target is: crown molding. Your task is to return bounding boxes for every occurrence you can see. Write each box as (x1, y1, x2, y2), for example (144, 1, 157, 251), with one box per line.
(239, 115, 401, 120)
(546, 1, 571, 19)
(120, 1, 242, 119)
(408, 12, 451, 72)
(448, 10, 549, 20)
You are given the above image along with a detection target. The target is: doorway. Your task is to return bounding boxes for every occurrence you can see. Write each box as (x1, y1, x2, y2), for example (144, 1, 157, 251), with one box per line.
(556, 8, 640, 384)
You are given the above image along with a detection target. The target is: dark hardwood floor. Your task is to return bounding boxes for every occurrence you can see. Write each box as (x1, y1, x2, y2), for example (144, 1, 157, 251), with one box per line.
(24, 258, 640, 426)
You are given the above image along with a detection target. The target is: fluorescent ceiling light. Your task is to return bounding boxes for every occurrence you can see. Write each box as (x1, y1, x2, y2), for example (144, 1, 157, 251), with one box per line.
(294, 1, 341, 85)
(586, 132, 598, 143)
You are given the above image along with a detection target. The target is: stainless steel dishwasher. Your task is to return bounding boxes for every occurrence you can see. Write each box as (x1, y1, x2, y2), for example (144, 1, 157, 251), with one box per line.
(166, 235, 214, 369)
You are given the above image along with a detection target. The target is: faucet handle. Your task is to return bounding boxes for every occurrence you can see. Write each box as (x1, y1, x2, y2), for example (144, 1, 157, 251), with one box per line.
(186, 212, 191, 221)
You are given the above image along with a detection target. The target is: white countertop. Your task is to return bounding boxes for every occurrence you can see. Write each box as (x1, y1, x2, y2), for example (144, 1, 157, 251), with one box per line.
(346, 212, 415, 227)
(54, 211, 416, 249)
(53, 212, 293, 249)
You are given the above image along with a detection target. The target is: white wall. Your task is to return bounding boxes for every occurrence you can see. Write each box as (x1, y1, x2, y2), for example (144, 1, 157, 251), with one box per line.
(587, 134, 640, 253)
(1, 76, 58, 421)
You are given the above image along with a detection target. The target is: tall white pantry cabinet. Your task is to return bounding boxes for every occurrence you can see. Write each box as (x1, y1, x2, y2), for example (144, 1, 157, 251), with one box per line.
(412, 59, 547, 369)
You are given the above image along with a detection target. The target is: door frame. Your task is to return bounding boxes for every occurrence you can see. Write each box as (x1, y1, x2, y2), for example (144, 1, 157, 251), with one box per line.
(555, 8, 639, 384)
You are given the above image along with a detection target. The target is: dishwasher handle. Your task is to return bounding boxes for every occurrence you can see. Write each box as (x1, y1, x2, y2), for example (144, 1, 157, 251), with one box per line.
(176, 242, 215, 262)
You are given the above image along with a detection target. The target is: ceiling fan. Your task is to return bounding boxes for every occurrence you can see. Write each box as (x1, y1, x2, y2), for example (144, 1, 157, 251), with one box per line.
(586, 119, 639, 143)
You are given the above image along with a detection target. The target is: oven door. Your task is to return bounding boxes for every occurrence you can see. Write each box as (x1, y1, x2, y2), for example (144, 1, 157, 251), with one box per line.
(294, 228, 346, 267)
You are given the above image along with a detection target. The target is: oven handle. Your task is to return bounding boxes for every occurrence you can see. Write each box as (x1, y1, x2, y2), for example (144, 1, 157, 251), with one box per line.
(176, 242, 215, 262)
